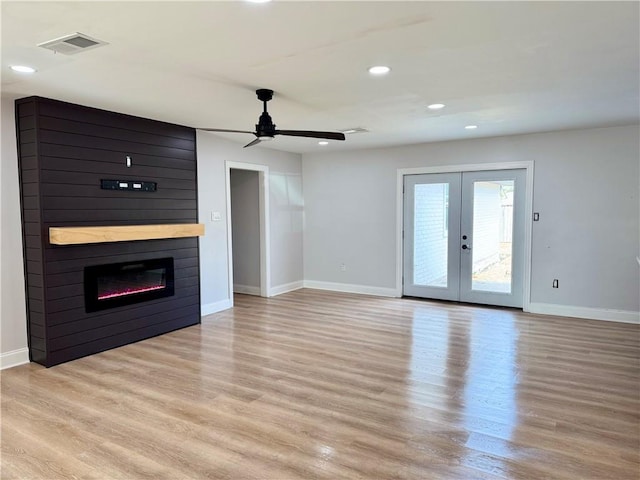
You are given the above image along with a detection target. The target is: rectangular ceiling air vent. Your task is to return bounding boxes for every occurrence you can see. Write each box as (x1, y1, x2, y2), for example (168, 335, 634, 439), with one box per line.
(38, 32, 108, 55)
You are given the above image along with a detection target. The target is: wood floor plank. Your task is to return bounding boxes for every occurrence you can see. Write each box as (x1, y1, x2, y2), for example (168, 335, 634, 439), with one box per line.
(1, 289, 639, 479)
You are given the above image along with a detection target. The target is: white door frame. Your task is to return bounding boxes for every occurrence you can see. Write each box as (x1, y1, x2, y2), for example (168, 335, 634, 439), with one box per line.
(225, 161, 271, 301)
(396, 161, 534, 312)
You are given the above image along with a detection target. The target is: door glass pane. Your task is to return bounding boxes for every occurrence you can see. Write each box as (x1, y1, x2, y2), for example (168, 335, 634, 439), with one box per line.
(471, 180, 514, 293)
(413, 183, 449, 287)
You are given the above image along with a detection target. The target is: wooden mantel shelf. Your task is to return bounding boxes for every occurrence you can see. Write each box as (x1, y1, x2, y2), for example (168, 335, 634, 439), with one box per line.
(49, 223, 205, 245)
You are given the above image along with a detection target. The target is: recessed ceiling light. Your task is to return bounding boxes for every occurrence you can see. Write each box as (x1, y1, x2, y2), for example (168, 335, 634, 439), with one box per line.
(368, 65, 391, 75)
(318, 141, 329, 146)
(427, 103, 445, 110)
(465, 125, 478, 130)
(10, 65, 36, 73)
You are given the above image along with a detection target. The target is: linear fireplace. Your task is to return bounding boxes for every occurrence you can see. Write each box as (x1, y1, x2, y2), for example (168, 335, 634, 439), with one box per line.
(15, 96, 201, 367)
(84, 257, 175, 313)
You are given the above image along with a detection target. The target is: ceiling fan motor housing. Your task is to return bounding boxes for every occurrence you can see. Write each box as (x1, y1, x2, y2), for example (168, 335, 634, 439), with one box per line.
(256, 111, 276, 137)
(256, 89, 276, 137)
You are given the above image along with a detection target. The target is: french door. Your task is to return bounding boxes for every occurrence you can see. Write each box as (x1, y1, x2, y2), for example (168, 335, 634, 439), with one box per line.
(403, 169, 526, 308)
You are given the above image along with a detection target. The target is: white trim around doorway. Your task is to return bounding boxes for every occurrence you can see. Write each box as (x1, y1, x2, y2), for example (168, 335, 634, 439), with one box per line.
(225, 161, 271, 303)
(396, 161, 535, 312)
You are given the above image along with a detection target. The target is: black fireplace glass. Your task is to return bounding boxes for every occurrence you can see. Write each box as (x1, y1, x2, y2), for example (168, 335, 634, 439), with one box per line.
(84, 257, 174, 312)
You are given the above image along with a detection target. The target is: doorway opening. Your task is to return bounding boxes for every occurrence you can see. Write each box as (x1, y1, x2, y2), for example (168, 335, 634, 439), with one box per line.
(225, 162, 270, 303)
(230, 169, 261, 295)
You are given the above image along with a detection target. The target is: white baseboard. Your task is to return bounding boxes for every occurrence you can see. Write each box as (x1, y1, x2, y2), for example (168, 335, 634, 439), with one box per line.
(233, 284, 261, 296)
(201, 298, 233, 316)
(303, 280, 399, 298)
(269, 280, 304, 297)
(528, 302, 639, 324)
(0, 347, 30, 370)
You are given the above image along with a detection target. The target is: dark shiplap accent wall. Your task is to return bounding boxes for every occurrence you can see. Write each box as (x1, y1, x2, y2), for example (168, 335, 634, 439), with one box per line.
(15, 96, 201, 367)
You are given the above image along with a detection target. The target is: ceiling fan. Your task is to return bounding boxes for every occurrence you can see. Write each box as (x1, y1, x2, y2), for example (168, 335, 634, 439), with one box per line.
(199, 89, 346, 148)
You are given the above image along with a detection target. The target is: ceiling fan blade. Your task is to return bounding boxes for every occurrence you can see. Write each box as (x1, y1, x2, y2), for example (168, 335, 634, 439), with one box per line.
(199, 128, 255, 134)
(274, 130, 346, 141)
(243, 138, 262, 148)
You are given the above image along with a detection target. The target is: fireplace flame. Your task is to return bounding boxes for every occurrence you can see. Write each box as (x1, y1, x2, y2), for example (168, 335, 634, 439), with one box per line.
(98, 285, 165, 300)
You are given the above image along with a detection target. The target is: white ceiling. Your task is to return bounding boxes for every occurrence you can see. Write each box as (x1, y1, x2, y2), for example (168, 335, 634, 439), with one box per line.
(2, 1, 639, 154)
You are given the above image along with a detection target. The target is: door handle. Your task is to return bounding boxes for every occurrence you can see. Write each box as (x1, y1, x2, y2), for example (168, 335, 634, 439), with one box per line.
(462, 244, 471, 250)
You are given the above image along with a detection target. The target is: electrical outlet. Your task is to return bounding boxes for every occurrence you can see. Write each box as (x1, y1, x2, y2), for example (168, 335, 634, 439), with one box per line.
(552, 279, 559, 288)
(340, 263, 346, 272)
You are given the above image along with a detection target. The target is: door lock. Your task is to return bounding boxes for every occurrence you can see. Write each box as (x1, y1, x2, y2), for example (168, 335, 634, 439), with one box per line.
(462, 244, 471, 250)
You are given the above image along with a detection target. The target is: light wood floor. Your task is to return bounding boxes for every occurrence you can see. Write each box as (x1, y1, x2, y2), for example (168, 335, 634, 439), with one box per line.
(2, 289, 639, 479)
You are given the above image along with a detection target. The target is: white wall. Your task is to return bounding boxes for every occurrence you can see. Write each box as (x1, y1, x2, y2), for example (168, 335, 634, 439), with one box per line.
(1, 94, 29, 367)
(230, 169, 260, 293)
(197, 131, 303, 314)
(303, 125, 640, 319)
